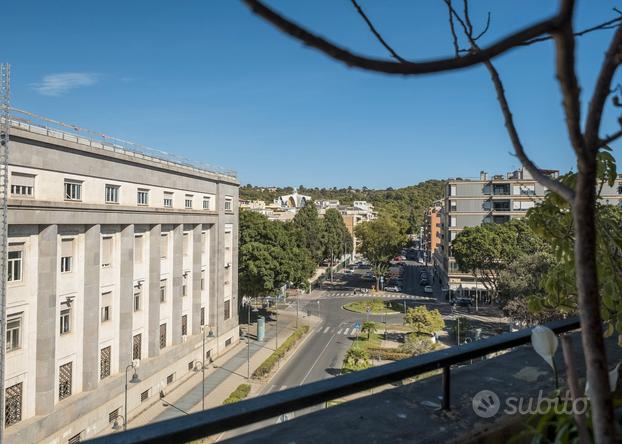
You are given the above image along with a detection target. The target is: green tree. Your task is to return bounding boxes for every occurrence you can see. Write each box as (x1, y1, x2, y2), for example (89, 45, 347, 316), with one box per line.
(343, 347, 370, 371)
(400, 333, 435, 356)
(292, 202, 324, 264)
(322, 208, 353, 263)
(371, 263, 389, 291)
(404, 306, 445, 337)
(361, 321, 377, 340)
(452, 219, 543, 299)
(355, 216, 407, 266)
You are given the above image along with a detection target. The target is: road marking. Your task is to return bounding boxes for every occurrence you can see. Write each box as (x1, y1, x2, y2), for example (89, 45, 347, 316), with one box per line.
(280, 385, 288, 391)
(343, 328, 350, 335)
(300, 324, 343, 385)
(267, 384, 277, 393)
(323, 327, 330, 334)
(352, 328, 358, 335)
(337, 328, 343, 334)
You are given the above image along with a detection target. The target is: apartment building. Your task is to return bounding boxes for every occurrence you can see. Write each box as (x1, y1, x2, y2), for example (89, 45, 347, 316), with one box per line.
(4, 114, 239, 443)
(423, 201, 442, 263)
(435, 168, 622, 300)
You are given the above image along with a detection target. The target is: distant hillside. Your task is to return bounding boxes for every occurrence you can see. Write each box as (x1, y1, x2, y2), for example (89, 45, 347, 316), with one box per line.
(240, 180, 445, 233)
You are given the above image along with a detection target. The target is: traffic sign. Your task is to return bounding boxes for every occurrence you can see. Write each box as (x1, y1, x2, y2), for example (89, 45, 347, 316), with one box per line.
(353, 321, 361, 329)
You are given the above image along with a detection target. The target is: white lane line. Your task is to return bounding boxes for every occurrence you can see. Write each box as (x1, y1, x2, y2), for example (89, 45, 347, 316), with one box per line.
(323, 326, 330, 334)
(352, 328, 358, 335)
(300, 325, 342, 385)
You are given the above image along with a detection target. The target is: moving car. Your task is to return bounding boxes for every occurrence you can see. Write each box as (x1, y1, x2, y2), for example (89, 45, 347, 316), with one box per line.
(385, 285, 401, 292)
(424, 285, 433, 294)
(454, 297, 472, 307)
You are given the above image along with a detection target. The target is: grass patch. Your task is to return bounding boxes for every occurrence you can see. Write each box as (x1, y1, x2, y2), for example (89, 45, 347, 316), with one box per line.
(222, 383, 251, 405)
(252, 325, 309, 378)
(343, 299, 399, 314)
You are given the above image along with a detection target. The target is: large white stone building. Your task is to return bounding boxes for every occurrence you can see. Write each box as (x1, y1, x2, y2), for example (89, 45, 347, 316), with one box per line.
(4, 115, 239, 443)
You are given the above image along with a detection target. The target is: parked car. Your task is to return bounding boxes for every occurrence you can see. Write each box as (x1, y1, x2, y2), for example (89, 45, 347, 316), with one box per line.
(385, 286, 401, 292)
(424, 285, 433, 294)
(420, 279, 429, 286)
(418, 257, 425, 264)
(343, 269, 353, 274)
(454, 297, 472, 307)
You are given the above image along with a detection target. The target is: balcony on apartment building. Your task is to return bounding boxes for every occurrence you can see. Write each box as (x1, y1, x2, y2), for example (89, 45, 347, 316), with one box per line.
(86, 318, 622, 444)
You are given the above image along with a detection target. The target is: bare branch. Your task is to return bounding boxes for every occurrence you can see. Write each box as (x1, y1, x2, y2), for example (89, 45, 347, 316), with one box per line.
(242, 0, 565, 75)
(473, 12, 492, 41)
(483, 58, 575, 203)
(600, 128, 622, 146)
(585, 23, 622, 150)
(446, 0, 461, 57)
(349, 0, 406, 63)
(522, 15, 622, 46)
(462, 0, 474, 36)
(552, 0, 588, 160)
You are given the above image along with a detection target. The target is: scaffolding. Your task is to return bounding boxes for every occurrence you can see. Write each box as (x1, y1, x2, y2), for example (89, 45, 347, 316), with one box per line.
(0, 62, 11, 441)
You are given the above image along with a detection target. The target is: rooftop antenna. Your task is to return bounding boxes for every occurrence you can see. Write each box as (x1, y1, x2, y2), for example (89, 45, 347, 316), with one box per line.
(0, 62, 11, 441)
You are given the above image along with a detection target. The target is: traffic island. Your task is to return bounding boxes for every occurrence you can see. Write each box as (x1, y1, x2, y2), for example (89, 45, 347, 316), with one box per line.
(342, 299, 401, 315)
(252, 325, 310, 380)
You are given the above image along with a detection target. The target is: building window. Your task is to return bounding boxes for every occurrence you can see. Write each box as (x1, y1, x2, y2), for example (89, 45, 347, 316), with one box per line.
(159, 324, 167, 349)
(200, 307, 205, 326)
(183, 233, 190, 256)
(101, 291, 112, 322)
(450, 216, 457, 228)
(68, 433, 82, 444)
(160, 234, 168, 259)
(225, 338, 232, 347)
(101, 236, 113, 268)
(100, 346, 111, 380)
(160, 280, 167, 303)
(59, 362, 73, 400)
(224, 197, 233, 211)
(5, 382, 23, 427)
(449, 200, 457, 212)
(140, 390, 150, 403)
(617, 184, 622, 194)
(137, 189, 149, 206)
(134, 288, 141, 312)
(108, 408, 119, 424)
(201, 270, 205, 290)
(134, 235, 143, 263)
(201, 231, 207, 253)
(187, 361, 194, 371)
(203, 196, 210, 210)
(167, 374, 174, 385)
(60, 307, 71, 335)
(105, 184, 119, 203)
(224, 299, 231, 320)
(10, 173, 34, 197)
(64, 180, 82, 201)
(181, 315, 188, 336)
(163, 192, 173, 208)
(182, 274, 188, 297)
(185, 195, 193, 209)
(60, 238, 74, 273)
(133, 334, 142, 360)
(448, 184, 456, 196)
(6, 313, 21, 352)
(7, 248, 22, 282)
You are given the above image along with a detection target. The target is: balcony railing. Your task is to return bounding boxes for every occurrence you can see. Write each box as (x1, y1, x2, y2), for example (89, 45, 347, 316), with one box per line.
(85, 317, 580, 444)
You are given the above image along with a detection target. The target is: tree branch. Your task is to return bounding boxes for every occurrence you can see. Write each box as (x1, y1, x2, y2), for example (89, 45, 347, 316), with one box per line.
(521, 15, 622, 47)
(585, 22, 622, 150)
(552, 0, 588, 161)
(349, 0, 406, 63)
(600, 129, 622, 146)
(242, 0, 565, 75)
(446, 0, 461, 57)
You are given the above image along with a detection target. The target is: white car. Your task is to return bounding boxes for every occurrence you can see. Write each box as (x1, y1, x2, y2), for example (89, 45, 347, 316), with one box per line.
(385, 286, 401, 292)
(424, 285, 433, 294)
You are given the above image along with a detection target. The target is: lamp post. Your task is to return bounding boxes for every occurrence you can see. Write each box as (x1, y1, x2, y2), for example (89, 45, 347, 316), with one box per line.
(201, 326, 215, 410)
(124, 362, 140, 431)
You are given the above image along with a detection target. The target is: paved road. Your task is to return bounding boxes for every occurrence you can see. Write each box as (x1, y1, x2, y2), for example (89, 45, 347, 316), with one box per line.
(220, 261, 439, 440)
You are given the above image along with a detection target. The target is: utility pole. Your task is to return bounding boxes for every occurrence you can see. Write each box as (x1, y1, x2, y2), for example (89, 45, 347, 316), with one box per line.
(0, 63, 11, 439)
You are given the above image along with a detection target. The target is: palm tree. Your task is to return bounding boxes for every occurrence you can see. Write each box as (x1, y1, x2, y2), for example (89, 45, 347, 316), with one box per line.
(371, 262, 389, 291)
(361, 321, 377, 340)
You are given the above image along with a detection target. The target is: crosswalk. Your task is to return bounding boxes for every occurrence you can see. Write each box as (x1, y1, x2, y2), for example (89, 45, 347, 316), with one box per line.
(325, 291, 433, 301)
(313, 325, 360, 337)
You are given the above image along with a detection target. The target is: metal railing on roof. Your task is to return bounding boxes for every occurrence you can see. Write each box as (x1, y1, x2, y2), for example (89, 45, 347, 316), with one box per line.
(84, 317, 580, 444)
(8, 108, 237, 180)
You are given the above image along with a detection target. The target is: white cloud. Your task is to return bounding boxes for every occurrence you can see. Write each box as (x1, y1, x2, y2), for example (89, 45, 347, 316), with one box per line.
(33, 72, 99, 96)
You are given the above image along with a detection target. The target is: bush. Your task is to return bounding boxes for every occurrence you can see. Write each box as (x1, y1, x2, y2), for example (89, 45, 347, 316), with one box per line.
(366, 347, 410, 361)
(252, 325, 309, 378)
(223, 383, 251, 405)
(404, 306, 445, 335)
(342, 346, 371, 373)
(400, 333, 435, 356)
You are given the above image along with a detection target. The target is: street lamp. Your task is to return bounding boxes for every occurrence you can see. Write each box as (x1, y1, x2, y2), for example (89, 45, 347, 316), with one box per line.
(199, 325, 215, 410)
(124, 362, 140, 431)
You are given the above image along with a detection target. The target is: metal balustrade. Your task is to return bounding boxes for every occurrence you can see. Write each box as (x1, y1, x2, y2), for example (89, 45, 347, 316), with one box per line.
(85, 317, 580, 444)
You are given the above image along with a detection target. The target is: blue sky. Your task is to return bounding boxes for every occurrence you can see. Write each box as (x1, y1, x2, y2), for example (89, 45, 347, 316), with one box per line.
(5, 0, 622, 188)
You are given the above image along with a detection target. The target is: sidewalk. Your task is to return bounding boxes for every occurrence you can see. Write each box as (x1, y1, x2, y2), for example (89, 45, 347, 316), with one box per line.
(129, 311, 317, 428)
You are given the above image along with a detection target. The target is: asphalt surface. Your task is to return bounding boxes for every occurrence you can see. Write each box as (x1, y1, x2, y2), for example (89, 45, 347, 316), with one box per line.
(220, 258, 437, 441)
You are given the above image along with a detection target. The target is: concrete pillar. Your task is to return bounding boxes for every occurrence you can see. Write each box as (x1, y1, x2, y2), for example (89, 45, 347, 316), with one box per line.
(191, 224, 202, 335)
(208, 223, 220, 340)
(147, 224, 161, 358)
(35, 224, 58, 415)
(118, 224, 134, 366)
(82, 224, 101, 392)
(171, 224, 183, 345)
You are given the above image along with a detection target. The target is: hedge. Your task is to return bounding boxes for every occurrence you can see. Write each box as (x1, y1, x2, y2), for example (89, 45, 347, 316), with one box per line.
(252, 325, 309, 378)
(222, 383, 251, 405)
(366, 347, 410, 361)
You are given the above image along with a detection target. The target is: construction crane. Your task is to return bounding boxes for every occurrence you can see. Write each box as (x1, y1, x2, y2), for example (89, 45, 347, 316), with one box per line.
(0, 62, 11, 442)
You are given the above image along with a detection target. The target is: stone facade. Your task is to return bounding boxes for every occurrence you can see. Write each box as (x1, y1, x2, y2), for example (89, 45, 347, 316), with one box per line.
(4, 123, 239, 443)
